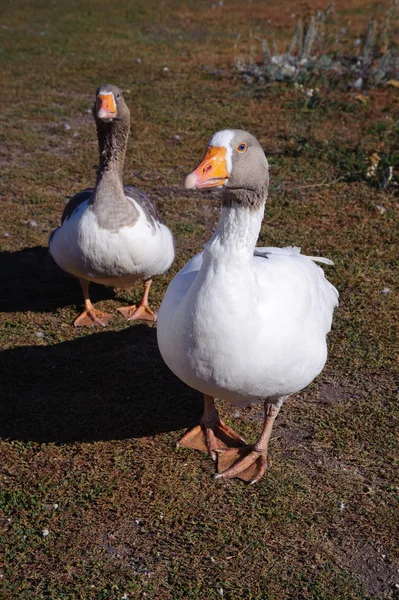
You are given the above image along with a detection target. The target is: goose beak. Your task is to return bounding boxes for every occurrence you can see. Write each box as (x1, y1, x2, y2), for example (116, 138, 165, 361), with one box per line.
(96, 92, 117, 121)
(185, 146, 229, 190)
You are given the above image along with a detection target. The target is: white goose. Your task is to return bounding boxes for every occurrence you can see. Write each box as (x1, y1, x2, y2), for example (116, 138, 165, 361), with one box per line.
(157, 129, 338, 484)
(49, 84, 174, 326)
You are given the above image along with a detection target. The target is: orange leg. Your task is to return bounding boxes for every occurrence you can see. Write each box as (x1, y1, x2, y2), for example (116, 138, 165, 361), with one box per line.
(118, 279, 157, 322)
(178, 395, 246, 462)
(74, 279, 113, 327)
(215, 401, 281, 484)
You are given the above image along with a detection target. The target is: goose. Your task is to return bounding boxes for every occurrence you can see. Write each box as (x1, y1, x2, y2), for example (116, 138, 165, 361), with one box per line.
(157, 129, 338, 484)
(49, 84, 175, 326)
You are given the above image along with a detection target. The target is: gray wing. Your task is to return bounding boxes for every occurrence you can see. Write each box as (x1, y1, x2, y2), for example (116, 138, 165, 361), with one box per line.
(123, 186, 160, 224)
(61, 188, 94, 224)
(49, 188, 93, 245)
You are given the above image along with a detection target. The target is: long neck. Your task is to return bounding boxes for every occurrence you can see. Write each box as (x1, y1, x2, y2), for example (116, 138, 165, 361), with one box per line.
(94, 118, 129, 201)
(90, 117, 141, 231)
(205, 185, 267, 262)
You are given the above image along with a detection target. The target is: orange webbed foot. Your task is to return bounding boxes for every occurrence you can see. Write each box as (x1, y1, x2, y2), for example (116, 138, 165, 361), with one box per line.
(74, 308, 114, 327)
(215, 446, 267, 483)
(178, 421, 246, 462)
(118, 304, 157, 322)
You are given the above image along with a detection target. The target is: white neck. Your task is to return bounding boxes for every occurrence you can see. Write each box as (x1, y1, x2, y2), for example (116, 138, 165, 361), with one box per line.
(204, 201, 265, 263)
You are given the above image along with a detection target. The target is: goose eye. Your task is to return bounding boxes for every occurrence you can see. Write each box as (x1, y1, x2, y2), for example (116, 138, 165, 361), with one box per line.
(116, 93, 121, 99)
(237, 143, 247, 152)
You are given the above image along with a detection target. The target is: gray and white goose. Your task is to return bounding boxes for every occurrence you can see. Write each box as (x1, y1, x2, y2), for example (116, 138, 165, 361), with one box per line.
(49, 84, 175, 326)
(157, 129, 338, 484)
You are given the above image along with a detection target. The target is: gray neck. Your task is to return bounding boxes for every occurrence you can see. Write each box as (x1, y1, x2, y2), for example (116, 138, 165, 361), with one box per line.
(221, 184, 267, 212)
(91, 118, 139, 230)
(205, 185, 267, 262)
(97, 117, 129, 177)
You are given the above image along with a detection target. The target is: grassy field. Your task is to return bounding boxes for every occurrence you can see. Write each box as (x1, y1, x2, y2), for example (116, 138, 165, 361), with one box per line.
(0, 0, 398, 598)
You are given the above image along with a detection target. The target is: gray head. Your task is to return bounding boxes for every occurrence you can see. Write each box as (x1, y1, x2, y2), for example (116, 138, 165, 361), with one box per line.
(185, 130, 269, 201)
(93, 84, 130, 124)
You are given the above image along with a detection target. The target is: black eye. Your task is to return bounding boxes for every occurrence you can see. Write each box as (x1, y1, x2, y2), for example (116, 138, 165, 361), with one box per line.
(116, 93, 121, 99)
(237, 143, 247, 152)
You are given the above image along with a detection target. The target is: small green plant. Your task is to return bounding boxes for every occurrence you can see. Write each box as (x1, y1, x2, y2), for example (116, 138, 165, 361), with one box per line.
(235, 3, 399, 89)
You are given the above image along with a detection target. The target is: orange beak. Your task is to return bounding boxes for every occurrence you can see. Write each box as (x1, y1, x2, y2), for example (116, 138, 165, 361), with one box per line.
(96, 92, 117, 120)
(185, 146, 229, 190)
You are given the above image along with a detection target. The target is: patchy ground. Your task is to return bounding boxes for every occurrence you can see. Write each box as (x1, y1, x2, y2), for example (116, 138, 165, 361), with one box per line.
(0, 0, 398, 598)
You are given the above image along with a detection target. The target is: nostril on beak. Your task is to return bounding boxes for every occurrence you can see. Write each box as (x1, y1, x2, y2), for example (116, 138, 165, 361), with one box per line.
(204, 164, 212, 174)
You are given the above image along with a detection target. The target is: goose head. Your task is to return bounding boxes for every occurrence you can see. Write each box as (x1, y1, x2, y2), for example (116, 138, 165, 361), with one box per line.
(185, 130, 269, 193)
(93, 84, 130, 124)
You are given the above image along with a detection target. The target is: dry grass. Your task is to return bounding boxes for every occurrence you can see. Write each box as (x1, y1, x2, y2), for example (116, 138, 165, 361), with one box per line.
(0, 1, 398, 599)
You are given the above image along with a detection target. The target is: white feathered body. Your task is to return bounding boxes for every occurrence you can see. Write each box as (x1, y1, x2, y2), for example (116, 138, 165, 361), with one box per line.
(50, 195, 175, 287)
(157, 203, 338, 407)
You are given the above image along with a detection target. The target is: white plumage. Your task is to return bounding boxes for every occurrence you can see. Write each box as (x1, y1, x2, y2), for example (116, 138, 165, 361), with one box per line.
(158, 205, 338, 407)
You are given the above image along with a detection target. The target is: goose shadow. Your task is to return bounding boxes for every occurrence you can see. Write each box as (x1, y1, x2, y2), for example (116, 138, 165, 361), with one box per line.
(0, 246, 113, 313)
(0, 325, 202, 443)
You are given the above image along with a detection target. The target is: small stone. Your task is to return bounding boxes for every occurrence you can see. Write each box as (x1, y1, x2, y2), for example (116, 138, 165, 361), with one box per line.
(211, 556, 216, 563)
(64, 123, 71, 131)
(53, 503, 59, 509)
(163, 66, 169, 72)
(2, 232, 10, 237)
(174, 134, 181, 140)
(35, 332, 44, 338)
(375, 205, 386, 215)
(136, 58, 142, 64)
(352, 77, 363, 89)
(381, 288, 391, 295)
(43, 528, 50, 537)
(28, 220, 38, 227)
(339, 502, 345, 511)
(217, 587, 224, 597)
